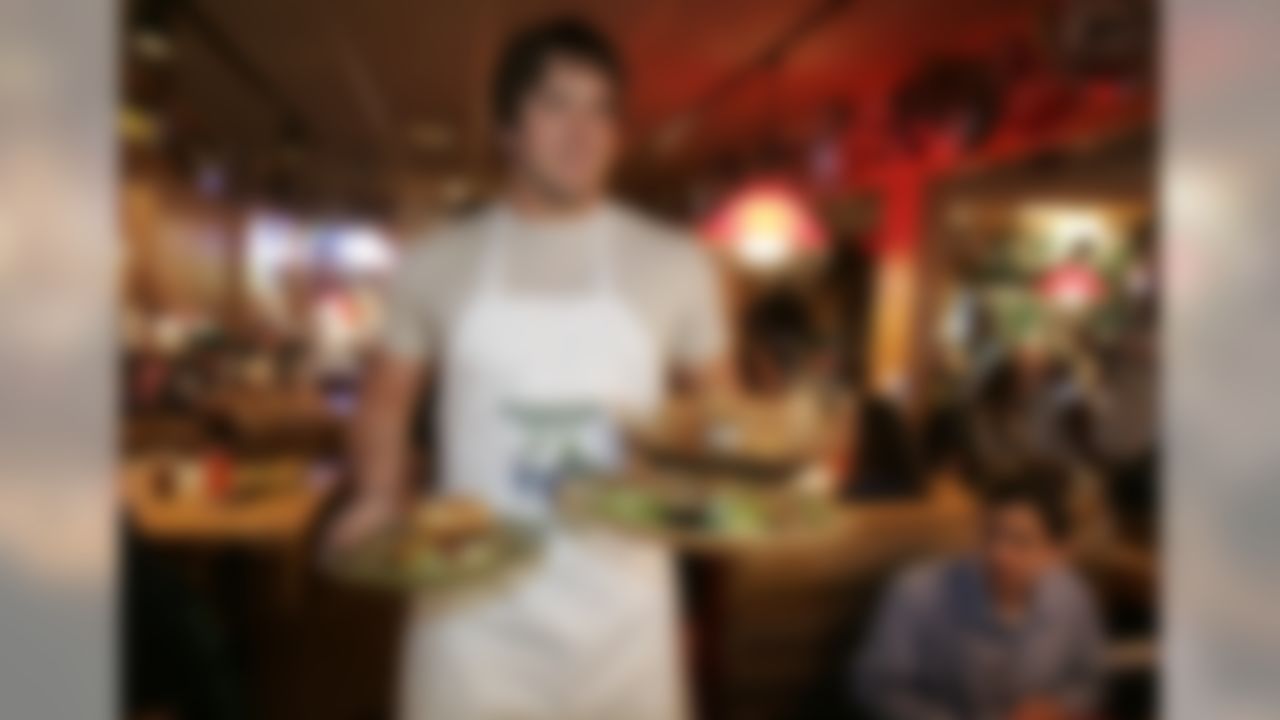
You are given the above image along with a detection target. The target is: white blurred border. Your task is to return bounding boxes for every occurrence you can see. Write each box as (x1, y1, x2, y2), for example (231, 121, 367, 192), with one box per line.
(1166, 0, 1280, 718)
(0, 0, 115, 717)
(0, 0, 1278, 716)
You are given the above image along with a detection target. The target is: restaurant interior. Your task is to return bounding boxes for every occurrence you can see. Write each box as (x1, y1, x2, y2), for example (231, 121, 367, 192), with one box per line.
(119, 0, 1158, 718)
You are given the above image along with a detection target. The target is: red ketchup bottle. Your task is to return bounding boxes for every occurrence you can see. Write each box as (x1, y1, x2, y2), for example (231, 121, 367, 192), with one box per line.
(205, 449, 233, 501)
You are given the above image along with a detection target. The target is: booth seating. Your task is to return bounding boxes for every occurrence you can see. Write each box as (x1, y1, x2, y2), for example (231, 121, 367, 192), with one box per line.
(708, 491, 978, 720)
(706, 481, 1158, 720)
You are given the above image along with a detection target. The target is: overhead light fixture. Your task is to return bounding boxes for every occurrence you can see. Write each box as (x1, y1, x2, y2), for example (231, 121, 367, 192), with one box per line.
(1019, 203, 1119, 259)
(1038, 262, 1105, 312)
(738, 226, 792, 269)
(700, 180, 826, 272)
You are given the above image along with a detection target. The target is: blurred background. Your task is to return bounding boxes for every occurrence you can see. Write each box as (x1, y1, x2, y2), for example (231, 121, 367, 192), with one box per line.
(117, 0, 1157, 718)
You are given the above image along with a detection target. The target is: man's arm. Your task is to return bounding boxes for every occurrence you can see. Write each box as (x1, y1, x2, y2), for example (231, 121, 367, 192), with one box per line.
(355, 352, 428, 498)
(326, 233, 450, 549)
(328, 351, 427, 549)
(855, 573, 960, 720)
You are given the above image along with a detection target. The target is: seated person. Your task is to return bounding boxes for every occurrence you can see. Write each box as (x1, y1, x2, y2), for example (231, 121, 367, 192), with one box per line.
(847, 396, 925, 500)
(855, 481, 1103, 720)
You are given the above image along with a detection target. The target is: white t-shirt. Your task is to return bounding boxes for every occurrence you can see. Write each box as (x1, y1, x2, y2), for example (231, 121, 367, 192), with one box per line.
(381, 202, 727, 370)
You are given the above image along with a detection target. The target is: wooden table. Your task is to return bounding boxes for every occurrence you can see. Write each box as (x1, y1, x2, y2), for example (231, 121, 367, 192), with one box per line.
(121, 460, 331, 544)
(121, 458, 336, 604)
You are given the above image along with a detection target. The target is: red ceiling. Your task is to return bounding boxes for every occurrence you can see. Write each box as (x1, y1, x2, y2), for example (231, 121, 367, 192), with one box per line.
(157, 0, 1059, 176)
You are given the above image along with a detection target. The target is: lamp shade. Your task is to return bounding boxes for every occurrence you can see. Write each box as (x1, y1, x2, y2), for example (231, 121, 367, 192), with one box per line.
(1038, 261, 1106, 311)
(700, 181, 826, 271)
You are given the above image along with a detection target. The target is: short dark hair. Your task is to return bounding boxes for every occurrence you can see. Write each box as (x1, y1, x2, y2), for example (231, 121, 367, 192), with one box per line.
(491, 16, 626, 127)
(982, 478, 1071, 541)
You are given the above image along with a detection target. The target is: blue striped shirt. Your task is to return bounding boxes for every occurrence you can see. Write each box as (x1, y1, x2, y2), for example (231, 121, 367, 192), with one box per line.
(855, 556, 1104, 720)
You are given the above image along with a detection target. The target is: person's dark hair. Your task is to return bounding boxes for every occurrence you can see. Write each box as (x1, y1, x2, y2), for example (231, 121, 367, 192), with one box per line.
(982, 477, 1071, 541)
(979, 356, 1021, 413)
(492, 16, 626, 127)
(847, 397, 923, 500)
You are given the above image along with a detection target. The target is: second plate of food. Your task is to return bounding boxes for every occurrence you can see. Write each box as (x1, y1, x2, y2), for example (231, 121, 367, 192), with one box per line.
(558, 475, 838, 552)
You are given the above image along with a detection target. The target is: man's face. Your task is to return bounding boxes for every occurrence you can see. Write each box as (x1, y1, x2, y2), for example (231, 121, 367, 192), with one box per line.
(981, 503, 1061, 597)
(503, 55, 621, 203)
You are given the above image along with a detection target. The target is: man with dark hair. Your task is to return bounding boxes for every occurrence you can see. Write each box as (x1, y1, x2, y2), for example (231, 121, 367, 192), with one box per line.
(856, 481, 1104, 720)
(330, 15, 727, 720)
(492, 18, 626, 127)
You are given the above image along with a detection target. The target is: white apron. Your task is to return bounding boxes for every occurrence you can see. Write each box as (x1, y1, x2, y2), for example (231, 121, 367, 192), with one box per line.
(400, 207, 686, 720)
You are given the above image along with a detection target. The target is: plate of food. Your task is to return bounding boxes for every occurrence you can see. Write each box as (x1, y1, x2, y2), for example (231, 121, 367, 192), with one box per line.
(326, 497, 542, 593)
(624, 396, 826, 482)
(558, 474, 837, 552)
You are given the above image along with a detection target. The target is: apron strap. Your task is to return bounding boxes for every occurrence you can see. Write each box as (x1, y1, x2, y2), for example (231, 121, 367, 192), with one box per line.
(591, 209, 618, 296)
(483, 205, 619, 298)
(477, 210, 508, 296)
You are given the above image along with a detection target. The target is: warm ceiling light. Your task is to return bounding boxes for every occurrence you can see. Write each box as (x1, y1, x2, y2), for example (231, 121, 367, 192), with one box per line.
(1019, 204, 1118, 259)
(738, 227, 791, 269)
(700, 181, 826, 272)
(1039, 262, 1105, 311)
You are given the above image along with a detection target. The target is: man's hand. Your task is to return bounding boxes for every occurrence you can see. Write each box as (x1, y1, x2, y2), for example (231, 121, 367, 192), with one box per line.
(326, 351, 426, 557)
(324, 493, 402, 557)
